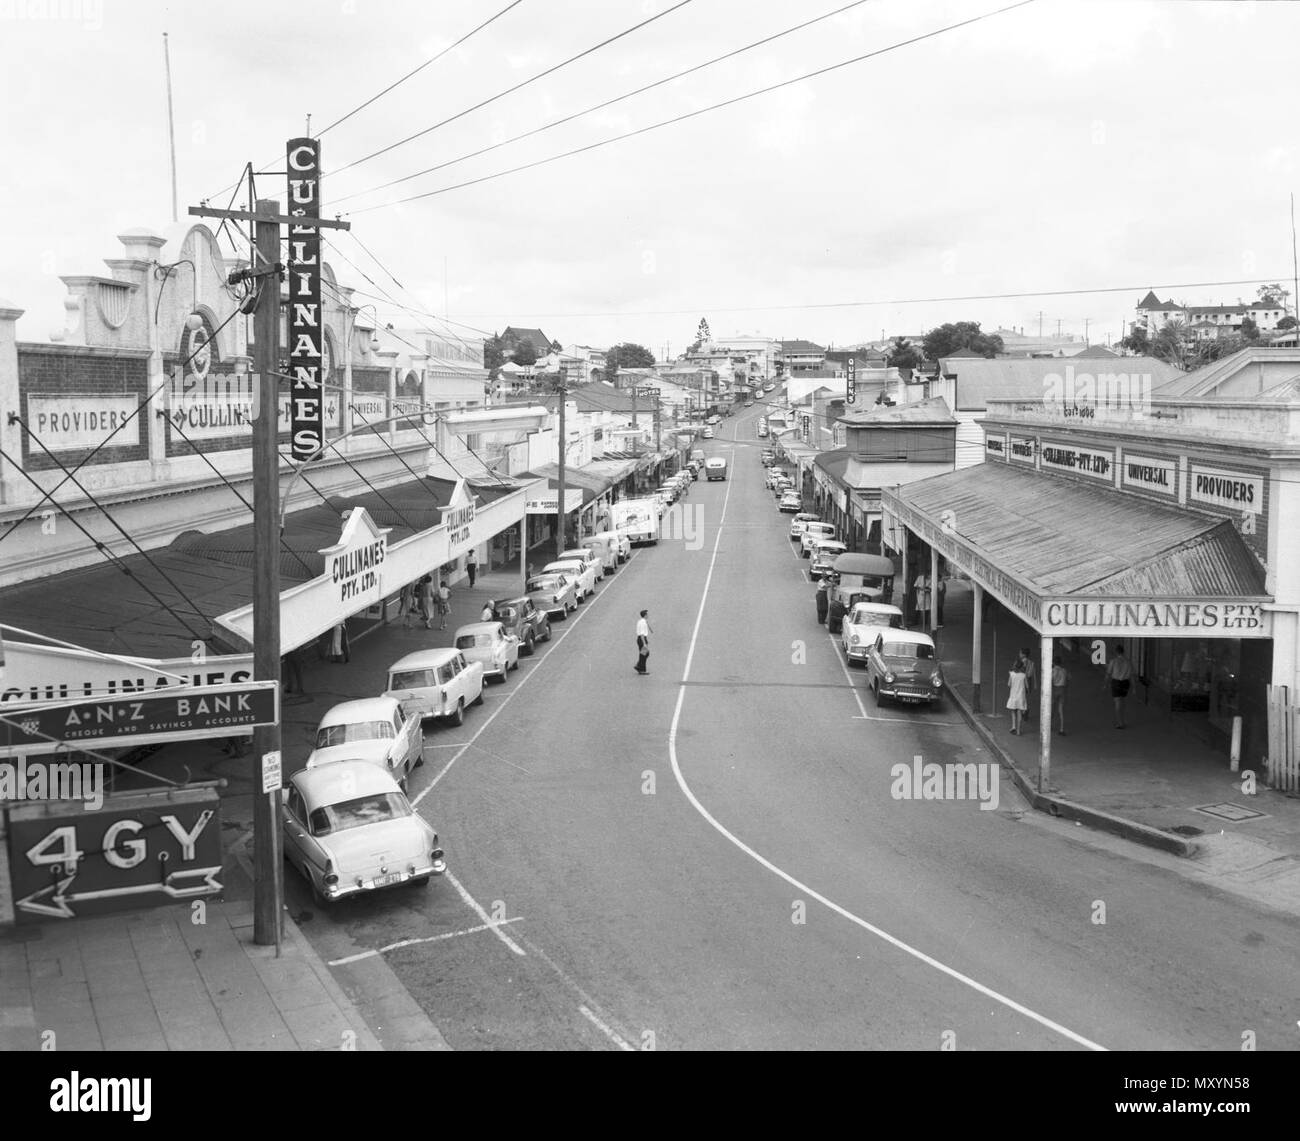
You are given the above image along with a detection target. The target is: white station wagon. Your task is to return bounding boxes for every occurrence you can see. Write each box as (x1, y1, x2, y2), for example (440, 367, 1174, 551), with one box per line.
(385, 647, 485, 726)
(306, 696, 424, 790)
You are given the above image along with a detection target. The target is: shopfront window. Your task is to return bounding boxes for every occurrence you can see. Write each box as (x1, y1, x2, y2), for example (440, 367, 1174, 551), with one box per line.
(1149, 638, 1241, 721)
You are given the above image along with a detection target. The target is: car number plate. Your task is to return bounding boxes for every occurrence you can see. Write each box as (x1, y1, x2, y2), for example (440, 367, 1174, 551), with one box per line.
(375, 873, 402, 888)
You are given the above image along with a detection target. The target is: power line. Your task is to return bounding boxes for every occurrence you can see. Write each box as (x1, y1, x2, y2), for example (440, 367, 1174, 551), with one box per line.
(203, 2, 528, 203)
(345, 0, 1036, 215)
(331, 0, 696, 178)
(334, 0, 874, 206)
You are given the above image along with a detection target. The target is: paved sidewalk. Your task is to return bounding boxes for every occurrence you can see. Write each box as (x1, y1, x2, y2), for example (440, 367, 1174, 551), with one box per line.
(929, 578, 1300, 910)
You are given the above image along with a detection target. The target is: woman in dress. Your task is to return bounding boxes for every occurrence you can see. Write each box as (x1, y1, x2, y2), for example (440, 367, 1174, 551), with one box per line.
(1007, 659, 1028, 735)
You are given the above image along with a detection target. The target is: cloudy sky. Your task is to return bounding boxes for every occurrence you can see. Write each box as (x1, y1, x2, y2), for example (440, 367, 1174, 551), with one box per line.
(2, 0, 1297, 356)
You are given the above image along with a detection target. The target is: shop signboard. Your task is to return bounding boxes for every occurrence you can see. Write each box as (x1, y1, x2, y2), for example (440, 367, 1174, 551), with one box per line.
(322, 507, 389, 609)
(8, 787, 223, 922)
(1120, 451, 1178, 498)
(0, 681, 279, 755)
(525, 489, 583, 515)
(167, 372, 340, 441)
(1042, 599, 1270, 638)
(984, 432, 1007, 460)
(286, 136, 325, 460)
(26, 395, 141, 452)
(1188, 463, 1264, 515)
(1008, 435, 1036, 464)
(1, 643, 254, 709)
(1038, 439, 1115, 482)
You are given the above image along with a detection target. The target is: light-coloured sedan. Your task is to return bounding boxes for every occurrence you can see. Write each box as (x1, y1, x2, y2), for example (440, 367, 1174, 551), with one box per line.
(306, 696, 424, 790)
(282, 760, 446, 905)
(526, 572, 577, 618)
(841, 602, 905, 665)
(543, 558, 597, 600)
(788, 512, 819, 540)
(453, 621, 520, 682)
(779, 490, 802, 513)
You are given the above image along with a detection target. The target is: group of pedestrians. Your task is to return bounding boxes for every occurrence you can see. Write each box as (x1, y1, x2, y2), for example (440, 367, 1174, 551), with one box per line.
(1005, 642, 1133, 735)
(402, 574, 451, 630)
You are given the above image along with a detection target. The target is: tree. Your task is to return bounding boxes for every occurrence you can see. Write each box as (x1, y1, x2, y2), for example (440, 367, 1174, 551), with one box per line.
(1150, 319, 1190, 370)
(886, 337, 923, 371)
(1240, 317, 1261, 344)
(607, 356, 619, 389)
(1278, 315, 1297, 330)
(483, 332, 505, 376)
(687, 317, 711, 354)
(550, 339, 564, 354)
(1119, 324, 1151, 355)
(608, 342, 656, 369)
(1191, 333, 1245, 367)
(512, 338, 539, 367)
(1257, 283, 1290, 309)
(921, 321, 1003, 361)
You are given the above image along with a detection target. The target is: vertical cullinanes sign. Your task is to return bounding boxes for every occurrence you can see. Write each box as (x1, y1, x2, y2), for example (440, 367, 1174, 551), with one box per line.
(846, 355, 856, 405)
(287, 137, 323, 462)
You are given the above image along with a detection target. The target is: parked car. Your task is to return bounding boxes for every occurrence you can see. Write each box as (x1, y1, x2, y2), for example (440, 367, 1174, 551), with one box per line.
(492, 595, 551, 654)
(454, 621, 520, 682)
(656, 484, 680, 508)
(778, 490, 802, 513)
(702, 427, 715, 439)
(543, 558, 596, 600)
(761, 449, 776, 466)
(767, 468, 790, 490)
(707, 414, 722, 424)
(592, 529, 631, 562)
(384, 647, 485, 726)
(282, 760, 445, 906)
(864, 629, 945, 705)
(841, 602, 905, 664)
(800, 521, 838, 557)
(809, 539, 849, 579)
(745, 399, 754, 407)
(763, 382, 775, 392)
(526, 572, 577, 618)
(826, 553, 897, 634)
(788, 512, 820, 540)
(306, 697, 424, 790)
(581, 532, 621, 572)
(561, 546, 607, 581)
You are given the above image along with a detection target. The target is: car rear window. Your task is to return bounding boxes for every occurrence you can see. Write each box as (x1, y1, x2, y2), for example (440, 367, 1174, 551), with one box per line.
(497, 606, 518, 621)
(389, 669, 436, 690)
(316, 721, 394, 748)
(309, 792, 411, 836)
(455, 634, 494, 649)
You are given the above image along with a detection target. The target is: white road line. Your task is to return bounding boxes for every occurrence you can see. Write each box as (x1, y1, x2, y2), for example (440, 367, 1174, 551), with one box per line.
(827, 633, 870, 719)
(517, 934, 638, 1051)
(852, 714, 967, 725)
(327, 917, 526, 966)
(579, 1004, 636, 1051)
(668, 460, 1108, 1052)
(444, 869, 526, 957)
(412, 550, 638, 807)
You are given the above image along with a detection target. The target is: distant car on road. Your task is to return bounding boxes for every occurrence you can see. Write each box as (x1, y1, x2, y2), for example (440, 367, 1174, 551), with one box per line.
(282, 760, 445, 906)
(561, 546, 607, 581)
(492, 595, 551, 654)
(707, 414, 722, 424)
(454, 621, 521, 682)
(702, 427, 715, 439)
(864, 629, 944, 705)
(800, 521, 837, 557)
(306, 697, 424, 790)
(779, 490, 802, 512)
(788, 511, 820, 540)
(809, 539, 849, 579)
(526, 572, 577, 618)
(763, 382, 775, 392)
(385, 647, 485, 727)
(543, 558, 597, 600)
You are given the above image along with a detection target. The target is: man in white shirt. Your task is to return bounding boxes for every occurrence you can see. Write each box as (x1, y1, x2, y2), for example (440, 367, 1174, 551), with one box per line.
(480, 599, 495, 622)
(635, 609, 653, 675)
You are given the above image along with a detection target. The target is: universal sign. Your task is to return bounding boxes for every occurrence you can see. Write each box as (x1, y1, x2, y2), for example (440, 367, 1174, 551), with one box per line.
(286, 137, 324, 461)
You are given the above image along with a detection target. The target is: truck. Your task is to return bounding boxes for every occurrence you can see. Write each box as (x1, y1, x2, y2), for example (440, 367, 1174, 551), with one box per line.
(610, 497, 660, 545)
(690, 448, 706, 466)
(705, 457, 728, 481)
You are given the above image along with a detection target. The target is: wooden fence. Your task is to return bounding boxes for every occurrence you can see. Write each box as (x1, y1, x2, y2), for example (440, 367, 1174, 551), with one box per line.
(1266, 685, 1300, 792)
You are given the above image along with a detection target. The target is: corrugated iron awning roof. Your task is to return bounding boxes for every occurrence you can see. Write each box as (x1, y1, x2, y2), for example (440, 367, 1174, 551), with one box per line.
(895, 464, 1268, 598)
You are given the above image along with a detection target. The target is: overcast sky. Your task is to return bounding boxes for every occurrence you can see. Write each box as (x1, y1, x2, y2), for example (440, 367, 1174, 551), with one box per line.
(3, 0, 1297, 356)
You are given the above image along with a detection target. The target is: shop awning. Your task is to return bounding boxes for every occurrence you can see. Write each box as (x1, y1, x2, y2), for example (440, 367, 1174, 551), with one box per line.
(884, 463, 1271, 637)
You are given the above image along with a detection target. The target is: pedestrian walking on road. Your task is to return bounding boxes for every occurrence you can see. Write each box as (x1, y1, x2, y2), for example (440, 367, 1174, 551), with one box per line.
(466, 548, 478, 588)
(1006, 658, 1028, 734)
(1051, 654, 1069, 735)
(815, 579, 829, 625)
(634, 609, 653, 675)
(436, 580, 451, 630)
(415, 574, 434, 629)
(1103, 643, 1133, 728)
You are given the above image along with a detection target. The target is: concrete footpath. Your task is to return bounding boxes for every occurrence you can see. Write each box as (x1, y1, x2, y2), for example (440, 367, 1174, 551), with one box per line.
(0, 568, 538, 1052)
(931, 578, 1300, 912)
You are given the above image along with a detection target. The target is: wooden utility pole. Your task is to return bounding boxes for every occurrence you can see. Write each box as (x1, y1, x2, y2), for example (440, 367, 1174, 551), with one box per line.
(189, 185, 349, 949)
(556, 380, 567, 553)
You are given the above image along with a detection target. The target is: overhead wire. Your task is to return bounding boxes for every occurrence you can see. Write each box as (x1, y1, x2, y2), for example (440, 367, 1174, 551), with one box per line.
(330, 0, 696, 178)
(344, 0, 1037, 215)
(334, 0, 875, 206)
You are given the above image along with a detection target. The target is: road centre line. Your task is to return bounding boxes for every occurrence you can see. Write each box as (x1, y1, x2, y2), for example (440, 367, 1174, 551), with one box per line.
(667, 445, 1107, 1052)
(519, 934, 638, 1052)
(827, 633, 870, 719)
(579, 1005, 636, 1052)
(327, 917, 526, 966)
(445, 869, 526, 956)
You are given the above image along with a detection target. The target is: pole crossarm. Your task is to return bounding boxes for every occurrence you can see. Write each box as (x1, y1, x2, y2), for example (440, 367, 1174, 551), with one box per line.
(189, 206, 352, 231)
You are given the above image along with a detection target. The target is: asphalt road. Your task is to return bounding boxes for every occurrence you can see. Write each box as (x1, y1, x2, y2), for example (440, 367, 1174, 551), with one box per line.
(292, 400, 1299, 1051)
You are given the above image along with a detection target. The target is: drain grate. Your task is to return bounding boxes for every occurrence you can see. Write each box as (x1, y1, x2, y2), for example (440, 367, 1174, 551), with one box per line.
(1170, 825, 1204, 837)
(1192, 802, 1268, 823)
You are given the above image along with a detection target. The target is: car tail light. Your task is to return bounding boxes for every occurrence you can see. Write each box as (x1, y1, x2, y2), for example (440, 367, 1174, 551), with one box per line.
(431, 847, 445, 862)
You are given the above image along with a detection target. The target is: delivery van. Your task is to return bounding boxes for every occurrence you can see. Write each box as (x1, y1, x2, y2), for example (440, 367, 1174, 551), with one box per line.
(705, 457, 728, 481)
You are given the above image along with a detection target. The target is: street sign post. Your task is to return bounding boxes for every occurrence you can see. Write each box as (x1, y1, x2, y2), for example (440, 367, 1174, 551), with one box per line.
(0, 682, 279, 756)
